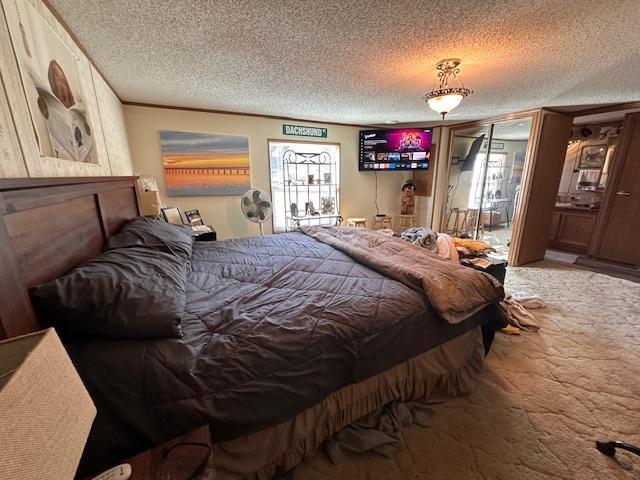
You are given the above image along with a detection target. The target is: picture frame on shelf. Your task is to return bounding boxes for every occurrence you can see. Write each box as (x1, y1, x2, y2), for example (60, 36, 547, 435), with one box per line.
(578, 144, 607, 169)
(184, 209, 205, 226)
(161, 206, 183, 225)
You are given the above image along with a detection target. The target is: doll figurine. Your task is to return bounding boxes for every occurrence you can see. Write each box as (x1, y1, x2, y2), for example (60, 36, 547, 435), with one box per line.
(400, 180, 416, 215)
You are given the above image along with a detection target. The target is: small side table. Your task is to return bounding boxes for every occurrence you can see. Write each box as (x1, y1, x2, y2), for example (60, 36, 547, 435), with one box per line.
(460, 257, 507, 285)
(373, 215, 393, 230)
(346, 217, 367, 228)
(446, 208, 468, 236)
(192, 226, 217, 241)
(102, 425, 215, 479)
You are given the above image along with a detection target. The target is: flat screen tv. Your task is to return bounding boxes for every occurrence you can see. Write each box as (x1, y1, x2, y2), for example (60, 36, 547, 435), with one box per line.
(359, 128, 432, 171)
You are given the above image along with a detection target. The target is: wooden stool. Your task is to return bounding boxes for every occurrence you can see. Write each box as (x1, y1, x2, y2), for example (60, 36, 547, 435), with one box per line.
(465, 208, 484, 236)
(373, 215, 393, 230)
(346, 217, 367, 228)
(397, 214, 414, 231)
(446, 208, 468, 236)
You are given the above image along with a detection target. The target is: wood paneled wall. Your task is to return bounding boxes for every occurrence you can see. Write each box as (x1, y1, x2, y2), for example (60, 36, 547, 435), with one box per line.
(0, 0, 133, 179)
(0, 78, 28, 177)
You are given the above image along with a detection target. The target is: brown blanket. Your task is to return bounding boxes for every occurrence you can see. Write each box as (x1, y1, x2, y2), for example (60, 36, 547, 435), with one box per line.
(300, 226, 504, 324)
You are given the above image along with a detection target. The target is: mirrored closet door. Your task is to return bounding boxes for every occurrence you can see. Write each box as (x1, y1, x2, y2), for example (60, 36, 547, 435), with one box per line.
(444, 117, 533, 259)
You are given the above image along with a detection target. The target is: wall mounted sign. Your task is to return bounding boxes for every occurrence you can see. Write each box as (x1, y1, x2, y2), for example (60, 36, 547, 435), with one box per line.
(282, 124, 328, 138)
(483, 141, 505, 150)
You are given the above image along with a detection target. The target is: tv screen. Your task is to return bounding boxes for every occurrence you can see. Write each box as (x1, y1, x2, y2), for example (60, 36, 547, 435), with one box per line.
(359, 128, 432, 171)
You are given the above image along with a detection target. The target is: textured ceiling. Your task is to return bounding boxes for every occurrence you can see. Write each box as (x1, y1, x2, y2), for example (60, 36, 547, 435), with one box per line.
(49, 0, 640, 124)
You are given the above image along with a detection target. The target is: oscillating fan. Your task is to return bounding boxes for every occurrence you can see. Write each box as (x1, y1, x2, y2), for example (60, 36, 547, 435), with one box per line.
(241, 189, 273, 236)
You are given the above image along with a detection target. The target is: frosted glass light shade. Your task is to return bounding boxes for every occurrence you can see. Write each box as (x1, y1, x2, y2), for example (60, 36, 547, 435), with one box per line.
(427, 93, 464, 116)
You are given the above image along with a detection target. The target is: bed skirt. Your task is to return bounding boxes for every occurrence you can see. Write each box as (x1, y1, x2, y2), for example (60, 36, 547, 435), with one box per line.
(212, 326, 486, 479)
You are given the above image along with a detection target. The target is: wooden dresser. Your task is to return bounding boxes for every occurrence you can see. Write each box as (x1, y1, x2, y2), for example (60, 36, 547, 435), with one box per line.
(548, 207, 598, 253)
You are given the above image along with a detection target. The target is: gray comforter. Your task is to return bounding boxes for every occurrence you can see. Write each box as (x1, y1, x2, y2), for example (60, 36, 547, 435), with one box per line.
(71, 231, 503, 475)
(301, 227, 503, 323)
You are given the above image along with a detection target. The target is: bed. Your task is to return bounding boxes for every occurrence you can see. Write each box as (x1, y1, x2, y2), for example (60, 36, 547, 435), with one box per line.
(0, 177, 505, 479)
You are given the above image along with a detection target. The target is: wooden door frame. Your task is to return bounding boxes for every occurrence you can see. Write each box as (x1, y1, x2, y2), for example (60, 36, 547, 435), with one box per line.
(507, 111, 546, 266)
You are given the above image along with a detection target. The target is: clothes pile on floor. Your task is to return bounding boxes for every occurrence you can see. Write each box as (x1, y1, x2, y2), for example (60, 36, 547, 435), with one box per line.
(325, 401, 434, 464)
(499, 292, 546, 334)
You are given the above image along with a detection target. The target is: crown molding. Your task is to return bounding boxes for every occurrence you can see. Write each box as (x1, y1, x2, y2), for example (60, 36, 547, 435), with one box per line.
(122, 101, 379, 128)
(569, 101, 640, 117)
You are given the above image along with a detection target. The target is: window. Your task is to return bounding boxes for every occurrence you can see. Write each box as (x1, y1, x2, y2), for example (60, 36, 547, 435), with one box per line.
(269, 141, 340, 233)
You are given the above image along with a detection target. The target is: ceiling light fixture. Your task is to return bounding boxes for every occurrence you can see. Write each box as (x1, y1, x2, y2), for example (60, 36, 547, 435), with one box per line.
(424, 58, 472, 119)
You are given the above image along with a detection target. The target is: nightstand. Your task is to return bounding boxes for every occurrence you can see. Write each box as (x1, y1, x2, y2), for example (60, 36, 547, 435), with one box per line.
(192, 226, 217, 241)
(460, 256, 507, 285)
(95, 425, 215, 479)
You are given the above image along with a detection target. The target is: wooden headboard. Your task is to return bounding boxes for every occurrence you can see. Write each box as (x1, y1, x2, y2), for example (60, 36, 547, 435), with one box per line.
(0, 177, 140, 340)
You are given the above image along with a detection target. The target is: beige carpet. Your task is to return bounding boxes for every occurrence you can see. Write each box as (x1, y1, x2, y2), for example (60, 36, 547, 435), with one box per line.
(292, 261, 640, 479)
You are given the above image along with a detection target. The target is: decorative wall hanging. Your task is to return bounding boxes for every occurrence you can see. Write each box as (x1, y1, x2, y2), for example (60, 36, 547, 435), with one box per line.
(2, 0, 102, 164)
(578, 144, 607, 169)
(160, 130, 250, 196)
(321, 197, 336, 214)
(400, 180, 416, 215)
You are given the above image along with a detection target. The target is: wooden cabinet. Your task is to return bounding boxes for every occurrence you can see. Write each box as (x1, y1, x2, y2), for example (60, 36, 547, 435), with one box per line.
(548, 208, 597, 253)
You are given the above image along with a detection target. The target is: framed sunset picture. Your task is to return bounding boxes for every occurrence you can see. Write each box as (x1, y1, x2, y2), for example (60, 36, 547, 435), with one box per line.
(160, 130, 250, 196)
